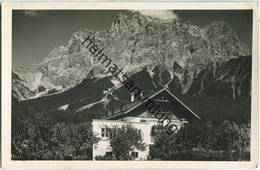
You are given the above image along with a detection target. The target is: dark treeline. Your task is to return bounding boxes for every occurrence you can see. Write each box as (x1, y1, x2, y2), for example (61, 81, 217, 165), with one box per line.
(11, 107, 100, 160)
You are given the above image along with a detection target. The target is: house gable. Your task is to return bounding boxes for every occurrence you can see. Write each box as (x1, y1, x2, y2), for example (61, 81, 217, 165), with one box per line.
(106, 88, 200, 122)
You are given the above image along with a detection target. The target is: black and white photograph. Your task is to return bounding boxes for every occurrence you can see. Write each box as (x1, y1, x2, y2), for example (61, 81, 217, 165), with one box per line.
(1, 1, 259, 168)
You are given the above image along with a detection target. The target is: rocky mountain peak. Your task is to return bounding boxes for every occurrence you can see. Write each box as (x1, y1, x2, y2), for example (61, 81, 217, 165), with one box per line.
(12, 11, 250, 101)
(202, 21, 247, 58)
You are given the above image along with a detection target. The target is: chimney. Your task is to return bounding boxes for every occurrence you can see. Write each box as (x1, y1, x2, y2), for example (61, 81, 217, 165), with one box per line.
(131, 92, 135, 102)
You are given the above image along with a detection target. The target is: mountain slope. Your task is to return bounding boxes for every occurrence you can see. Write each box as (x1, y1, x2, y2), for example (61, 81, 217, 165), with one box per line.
(13, 12, 249, 100)
(12, 11, 251, 124)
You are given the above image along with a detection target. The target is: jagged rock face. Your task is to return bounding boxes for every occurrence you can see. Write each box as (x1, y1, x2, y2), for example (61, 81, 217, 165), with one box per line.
(38, 43, 94, 88)
(12, 70, 58, 101)
(12, 72, 35, 101)
(13, 11, 250, 101)
(110, 55, 251, 103)
(187, 56, 252, 100)
(202, 21, 247, 59)
(152, 64, 172, 88)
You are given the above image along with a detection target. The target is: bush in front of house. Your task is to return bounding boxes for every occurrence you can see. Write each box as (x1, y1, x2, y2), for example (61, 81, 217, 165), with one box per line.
(150, 120, 250, 161)
(107, 124, 146, 160)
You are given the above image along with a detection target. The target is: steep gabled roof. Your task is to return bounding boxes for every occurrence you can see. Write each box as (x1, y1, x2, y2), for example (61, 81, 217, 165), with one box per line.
(162, 88, 200, 120)
(105, 87, 200, 121)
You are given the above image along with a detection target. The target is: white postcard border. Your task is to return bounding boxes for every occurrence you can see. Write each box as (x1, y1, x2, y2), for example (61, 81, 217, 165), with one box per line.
(2, 2, 259, 168)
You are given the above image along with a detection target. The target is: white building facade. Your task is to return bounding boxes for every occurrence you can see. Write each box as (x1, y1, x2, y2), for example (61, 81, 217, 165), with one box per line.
(92, 116, 184, 160)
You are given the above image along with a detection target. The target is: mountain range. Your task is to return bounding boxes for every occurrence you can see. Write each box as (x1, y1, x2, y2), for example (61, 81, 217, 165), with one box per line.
(12, 11, 252, 123)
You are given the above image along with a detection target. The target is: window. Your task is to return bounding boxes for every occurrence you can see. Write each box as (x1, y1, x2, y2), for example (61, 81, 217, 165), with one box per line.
(140, 119, 147, 123)
(131, 152, 138, 158)
(106, 128, 111, 137)
(101, 128, 106, 137)
(101, 127, 113, 138)
(106, 152, 113, 157)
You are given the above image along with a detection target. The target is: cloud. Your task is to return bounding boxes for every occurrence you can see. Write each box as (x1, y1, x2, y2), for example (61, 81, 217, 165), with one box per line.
(136, 10, 178, 20)
(24, 11, 39, 17)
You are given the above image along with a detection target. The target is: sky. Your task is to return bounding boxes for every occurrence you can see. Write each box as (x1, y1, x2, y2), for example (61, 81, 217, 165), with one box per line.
(12, 10, 252, 68)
